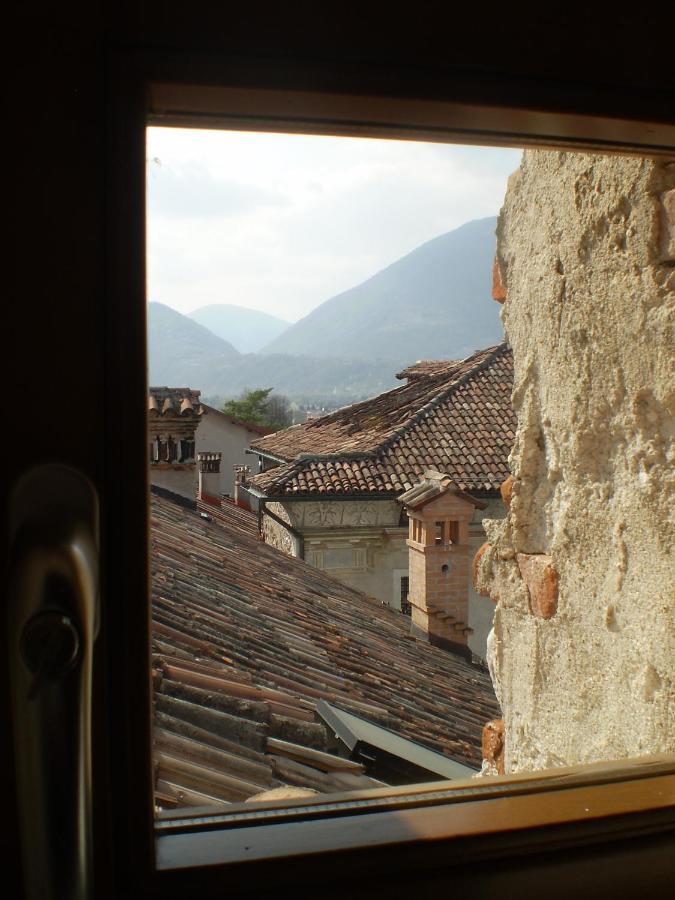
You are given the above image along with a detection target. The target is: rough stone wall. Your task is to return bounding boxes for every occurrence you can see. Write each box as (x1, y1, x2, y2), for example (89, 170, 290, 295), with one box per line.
(477, 151, 675, 773)
(262, 503, 300, 557)
(467, 499, 504, 663)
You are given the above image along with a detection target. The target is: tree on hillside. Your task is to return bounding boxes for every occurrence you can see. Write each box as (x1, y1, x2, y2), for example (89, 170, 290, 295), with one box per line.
(222, 388, 293, 431)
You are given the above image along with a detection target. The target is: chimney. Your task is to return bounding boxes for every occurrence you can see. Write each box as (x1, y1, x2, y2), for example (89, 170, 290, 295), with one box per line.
(399, 470, 486, 657)
(233, 465, 251, 508)
(197, 451, 222, 506)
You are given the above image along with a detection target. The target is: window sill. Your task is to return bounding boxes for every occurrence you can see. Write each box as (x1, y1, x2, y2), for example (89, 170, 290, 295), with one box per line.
(155, 756, 674, 881)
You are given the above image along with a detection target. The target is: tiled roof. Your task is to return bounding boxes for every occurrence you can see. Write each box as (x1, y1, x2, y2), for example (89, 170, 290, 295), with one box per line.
(395, 360, 460, 380)
(196, 496, 261, 540)
(149, 386, 202, 417)
(151, 493, 499, 807)
(250, 344, 515, 497)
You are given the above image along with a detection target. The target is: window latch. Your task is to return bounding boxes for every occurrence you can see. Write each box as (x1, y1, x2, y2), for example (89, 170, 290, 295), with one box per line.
(9, 464, 99, 900)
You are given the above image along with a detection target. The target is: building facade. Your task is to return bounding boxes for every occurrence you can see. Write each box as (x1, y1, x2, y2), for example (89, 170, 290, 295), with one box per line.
(148, 386, 202, 500)
(196, 403, 272, 499)
(247, 344, 515, 661)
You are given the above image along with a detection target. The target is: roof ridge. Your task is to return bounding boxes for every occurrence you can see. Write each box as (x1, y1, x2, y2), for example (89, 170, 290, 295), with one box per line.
(262, 343, 508, 475)
(375, 342, 508, 455)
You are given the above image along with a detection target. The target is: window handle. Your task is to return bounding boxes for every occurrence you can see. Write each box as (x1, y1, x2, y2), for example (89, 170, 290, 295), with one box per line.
(9, 465, 99, 900)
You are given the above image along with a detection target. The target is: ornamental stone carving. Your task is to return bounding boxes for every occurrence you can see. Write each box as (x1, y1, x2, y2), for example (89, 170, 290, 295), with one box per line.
(280, 500, 400, 529)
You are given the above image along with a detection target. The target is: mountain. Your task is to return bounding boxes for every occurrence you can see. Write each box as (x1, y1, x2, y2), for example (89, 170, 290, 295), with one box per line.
(188, 304, 290, 353)
(148, 217, 503, 404)
(147, 302, 240, 387)
(262, 217, 502, 361)
(148, 301, 397, 402)
(223, 353, 399, 404)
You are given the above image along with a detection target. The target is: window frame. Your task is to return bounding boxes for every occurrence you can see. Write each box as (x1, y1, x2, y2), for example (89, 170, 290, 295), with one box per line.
(102, 47, 675, 899)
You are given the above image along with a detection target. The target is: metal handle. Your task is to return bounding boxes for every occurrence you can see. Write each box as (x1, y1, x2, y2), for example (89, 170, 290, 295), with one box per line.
(9, 465, 99, 900)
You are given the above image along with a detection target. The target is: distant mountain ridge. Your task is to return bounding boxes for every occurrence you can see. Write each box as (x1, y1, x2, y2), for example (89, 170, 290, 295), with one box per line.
(188, 304, 290, 353)
(148, 302, 240, 385)
(262, 217, 502, 361)
(148, 302, 398, 402)
(148, 217, 504, 403)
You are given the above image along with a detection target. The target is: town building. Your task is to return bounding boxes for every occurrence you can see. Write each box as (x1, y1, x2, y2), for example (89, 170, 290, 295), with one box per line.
(148, 388, 270, 504)
(196, 403, 272, 499)
(246, 343, 515, 662)
(148, 386, 202, 500)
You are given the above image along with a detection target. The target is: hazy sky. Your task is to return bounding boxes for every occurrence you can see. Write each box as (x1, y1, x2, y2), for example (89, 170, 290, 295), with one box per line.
(147, 127, 522, 323)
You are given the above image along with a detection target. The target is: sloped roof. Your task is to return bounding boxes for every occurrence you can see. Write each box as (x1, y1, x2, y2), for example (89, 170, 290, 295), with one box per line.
(151, 493, 498, 808)
(395, 360, 460, 380)
(196, 496, 261, 540)
(249, 344, 515, 497)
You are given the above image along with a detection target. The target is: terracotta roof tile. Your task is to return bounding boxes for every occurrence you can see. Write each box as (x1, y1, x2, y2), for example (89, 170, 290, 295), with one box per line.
(395, 359, 461, 380)
(149, 386, 202, 418)
(151, 493, 498, 806)
(251, 344, 514, 497)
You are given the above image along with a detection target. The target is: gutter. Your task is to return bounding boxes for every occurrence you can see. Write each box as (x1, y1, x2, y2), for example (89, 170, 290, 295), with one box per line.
(245, 447, 289, 466)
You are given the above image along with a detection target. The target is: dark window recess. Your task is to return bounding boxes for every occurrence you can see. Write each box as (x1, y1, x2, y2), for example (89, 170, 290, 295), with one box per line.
(400, 576, 411, 616)
(158, 439, 168, 462)
(167, 436, 176, 462)
(180, 439, 195, 462)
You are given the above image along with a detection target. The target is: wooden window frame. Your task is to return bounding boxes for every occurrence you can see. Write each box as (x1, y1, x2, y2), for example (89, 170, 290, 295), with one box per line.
(101, 47, 675, 899)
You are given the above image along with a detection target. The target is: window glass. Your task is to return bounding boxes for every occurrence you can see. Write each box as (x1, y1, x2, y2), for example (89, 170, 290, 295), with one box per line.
(145, 126, 673, 828)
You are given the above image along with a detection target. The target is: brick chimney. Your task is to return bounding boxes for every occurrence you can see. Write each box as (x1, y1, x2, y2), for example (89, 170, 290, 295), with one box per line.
(148, 387, 202, 501)
(400, 470, 487, 657)
(197, 451, 222, 506)
(233, 465, 251, 508)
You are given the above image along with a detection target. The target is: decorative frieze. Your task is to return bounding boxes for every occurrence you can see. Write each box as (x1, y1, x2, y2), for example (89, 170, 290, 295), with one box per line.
(279, 499, 401, 529)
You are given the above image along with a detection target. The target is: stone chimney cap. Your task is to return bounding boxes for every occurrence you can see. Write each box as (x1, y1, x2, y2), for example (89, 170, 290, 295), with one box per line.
(399, 470, 487, 510)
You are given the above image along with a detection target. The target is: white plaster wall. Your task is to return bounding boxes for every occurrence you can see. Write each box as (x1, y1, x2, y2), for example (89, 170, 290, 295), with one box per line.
(477, 151, 675, 772)
(195, 406, 260, 497)
(300, 532, 409, 607)
(323, 538, 409, 607)
(150, 466, 196, 501)
(266, 498, 409, 606)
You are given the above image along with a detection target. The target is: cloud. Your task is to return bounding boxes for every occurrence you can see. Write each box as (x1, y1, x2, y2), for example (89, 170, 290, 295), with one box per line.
(146, 128, 522, 321)
(147, 161, 289, 218)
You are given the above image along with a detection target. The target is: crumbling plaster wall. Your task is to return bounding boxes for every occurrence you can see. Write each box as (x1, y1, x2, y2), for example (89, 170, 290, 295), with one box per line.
(477, 151, 674, 773)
